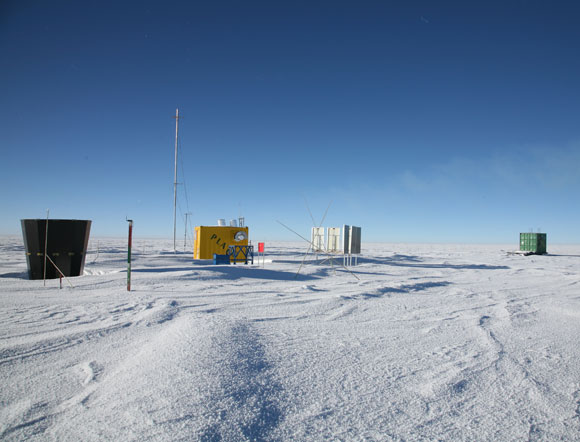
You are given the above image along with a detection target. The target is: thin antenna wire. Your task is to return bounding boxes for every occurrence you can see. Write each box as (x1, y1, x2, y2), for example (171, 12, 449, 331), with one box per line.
(319, 200, 332, 227)
(43, 209, 49, 286)
(296, 200, 334, 276)
(45, 254, 74, 288)
(173, 108, 180, 253)
(177, 198, 184, 219)
(178, 133, 191, 215)
(304, 197, 317, 226)
(173, 110, 192, 250)
(316, 200, 338, 269)
(296, 242, 313, 277)
(184, 212, 191, 251)
(277, 220, 359, 280)
(91, 240, 100, 264)
(296, 198, 317, 275)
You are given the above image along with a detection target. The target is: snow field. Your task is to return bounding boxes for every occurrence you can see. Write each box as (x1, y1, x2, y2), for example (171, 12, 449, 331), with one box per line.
(1, 237, 579, 440)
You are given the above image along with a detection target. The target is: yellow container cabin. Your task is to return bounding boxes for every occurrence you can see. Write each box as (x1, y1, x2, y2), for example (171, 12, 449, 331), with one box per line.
(193, 226, 249, 260)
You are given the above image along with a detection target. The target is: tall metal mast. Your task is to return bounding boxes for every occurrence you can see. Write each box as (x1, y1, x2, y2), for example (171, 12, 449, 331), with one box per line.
(173, 108, 179, 252)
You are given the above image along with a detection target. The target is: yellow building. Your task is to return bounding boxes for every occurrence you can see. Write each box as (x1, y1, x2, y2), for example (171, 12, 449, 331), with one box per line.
(193, 226, 249, 260)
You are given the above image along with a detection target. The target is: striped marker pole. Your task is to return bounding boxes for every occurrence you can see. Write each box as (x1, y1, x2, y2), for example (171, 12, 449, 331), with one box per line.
(127, 219, 133, 291)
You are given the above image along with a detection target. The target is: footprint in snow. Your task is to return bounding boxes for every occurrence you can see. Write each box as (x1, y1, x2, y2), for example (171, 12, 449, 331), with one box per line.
(81, 361, 103, 385)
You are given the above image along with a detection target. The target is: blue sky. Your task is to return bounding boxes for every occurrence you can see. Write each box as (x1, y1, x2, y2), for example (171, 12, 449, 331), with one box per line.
(1, 1, 579, 244)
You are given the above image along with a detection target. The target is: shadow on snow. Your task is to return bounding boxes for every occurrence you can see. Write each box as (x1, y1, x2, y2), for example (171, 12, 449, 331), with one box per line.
(132, 265, 320, 282)
(359, 255, 510, 271)
(344, 280, 453, 300)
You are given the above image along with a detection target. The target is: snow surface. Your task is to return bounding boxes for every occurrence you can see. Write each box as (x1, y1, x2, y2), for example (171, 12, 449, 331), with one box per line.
(1, 236, 580, 441)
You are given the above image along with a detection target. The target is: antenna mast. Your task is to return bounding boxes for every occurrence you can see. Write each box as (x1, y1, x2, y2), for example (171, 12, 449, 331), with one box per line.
(173, 108, 179, 252)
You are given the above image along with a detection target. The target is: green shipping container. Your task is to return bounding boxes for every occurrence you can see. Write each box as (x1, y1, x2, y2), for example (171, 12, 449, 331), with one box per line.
(520, 233, 547, 254)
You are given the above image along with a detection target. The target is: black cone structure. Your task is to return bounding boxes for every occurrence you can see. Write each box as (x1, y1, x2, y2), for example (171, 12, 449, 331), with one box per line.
(21, 219, 92, 280)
